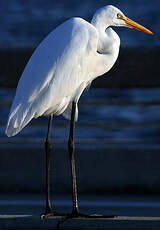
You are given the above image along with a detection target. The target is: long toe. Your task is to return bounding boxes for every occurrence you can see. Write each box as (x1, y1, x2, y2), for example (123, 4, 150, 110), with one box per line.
(59, 211, 116, 223)
(41, 211, 66, 219)
(73, 212, 115, 219)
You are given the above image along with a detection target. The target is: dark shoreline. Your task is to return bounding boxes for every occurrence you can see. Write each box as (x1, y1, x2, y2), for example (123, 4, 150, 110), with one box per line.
(0, 47, 159, 88)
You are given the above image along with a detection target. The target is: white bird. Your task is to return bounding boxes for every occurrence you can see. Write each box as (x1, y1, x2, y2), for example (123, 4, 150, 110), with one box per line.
(6, 5, 152, 218)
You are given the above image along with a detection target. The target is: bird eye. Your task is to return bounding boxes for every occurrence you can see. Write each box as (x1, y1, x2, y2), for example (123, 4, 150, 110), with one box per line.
(117, 13, 122, 19)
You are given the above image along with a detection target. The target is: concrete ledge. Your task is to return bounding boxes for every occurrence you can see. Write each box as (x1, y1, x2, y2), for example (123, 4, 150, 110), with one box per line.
(0, 214, 160, 230)
(1, 194, 160, 229)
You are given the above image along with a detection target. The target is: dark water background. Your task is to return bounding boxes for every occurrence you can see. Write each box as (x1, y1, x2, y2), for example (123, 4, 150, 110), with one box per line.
(1, 0, 159, 48)
(1, 88, 160, 195)
(1, 87, 160, 142)
(1, 1, 160, 196)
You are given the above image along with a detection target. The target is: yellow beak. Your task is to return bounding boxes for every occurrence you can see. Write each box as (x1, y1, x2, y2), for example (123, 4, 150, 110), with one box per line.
(123, 16, 153, 35)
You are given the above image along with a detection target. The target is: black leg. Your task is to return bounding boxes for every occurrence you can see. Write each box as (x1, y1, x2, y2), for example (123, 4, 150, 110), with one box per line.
(66, 103, 104, 219)
(42, 114, 65, 218)
(68, 101, 79, 216)
(58, 102, 116, 223)
(41, 114, 54, 218)
(45, 114, 53, 215)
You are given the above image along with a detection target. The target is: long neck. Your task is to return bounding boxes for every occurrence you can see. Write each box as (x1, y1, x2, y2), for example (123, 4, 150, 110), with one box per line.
(91, 16, 120, 55)
(90, 15, 120, 78)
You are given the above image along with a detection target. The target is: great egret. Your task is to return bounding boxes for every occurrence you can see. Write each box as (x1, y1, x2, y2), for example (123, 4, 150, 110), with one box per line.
(6, 5, 152, 218)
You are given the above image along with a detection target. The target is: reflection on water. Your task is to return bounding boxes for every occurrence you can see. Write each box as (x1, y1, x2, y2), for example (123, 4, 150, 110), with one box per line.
(1, 88, 160, 143)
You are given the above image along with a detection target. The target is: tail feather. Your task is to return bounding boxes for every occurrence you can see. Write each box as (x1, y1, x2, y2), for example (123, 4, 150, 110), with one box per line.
(5, 103, 34, 137)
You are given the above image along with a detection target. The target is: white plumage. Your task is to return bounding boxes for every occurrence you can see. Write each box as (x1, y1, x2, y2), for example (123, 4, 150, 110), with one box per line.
(6, 5, 152, 137)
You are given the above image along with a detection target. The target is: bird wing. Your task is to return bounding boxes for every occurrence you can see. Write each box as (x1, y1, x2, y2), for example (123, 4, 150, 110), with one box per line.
(6, 17, 98, 136)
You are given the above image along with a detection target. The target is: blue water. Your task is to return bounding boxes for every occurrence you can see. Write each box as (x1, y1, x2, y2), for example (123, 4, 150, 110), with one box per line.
(1, 0, 159, 48)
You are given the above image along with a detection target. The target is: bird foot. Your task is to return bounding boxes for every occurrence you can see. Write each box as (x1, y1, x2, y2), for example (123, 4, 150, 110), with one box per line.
(41, 209, 65, 219)
(59, 210, 115, 223)
(41, 212, 66, 219)
(56, 210, 116, 230)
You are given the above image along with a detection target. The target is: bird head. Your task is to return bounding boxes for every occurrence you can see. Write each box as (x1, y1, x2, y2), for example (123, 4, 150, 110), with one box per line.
(93, 5, 153, 35)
